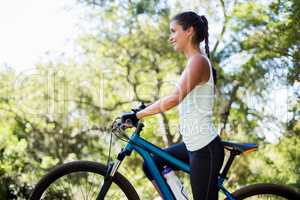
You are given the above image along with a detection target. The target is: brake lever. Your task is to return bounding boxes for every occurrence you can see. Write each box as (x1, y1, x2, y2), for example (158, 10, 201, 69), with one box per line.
(112, 118, 132, 132)
(112, 118, 124, 131)
(131, 101, 146, 113)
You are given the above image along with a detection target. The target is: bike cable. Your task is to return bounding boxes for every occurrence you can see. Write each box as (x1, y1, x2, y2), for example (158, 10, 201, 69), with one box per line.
(107, 117, 131, 168)
(106, 126, 113, 168)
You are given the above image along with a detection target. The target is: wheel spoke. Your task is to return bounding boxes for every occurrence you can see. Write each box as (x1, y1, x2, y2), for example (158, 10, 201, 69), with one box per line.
(30, 161, 139, 200)
(90, 178, 102, 199)
(79, 178, 86, 200)
(86, 174, 94, 199)
(38, 171, 128, 199)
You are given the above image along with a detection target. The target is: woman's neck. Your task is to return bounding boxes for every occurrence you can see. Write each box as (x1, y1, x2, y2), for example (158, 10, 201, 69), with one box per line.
(183, 43, 202, 59)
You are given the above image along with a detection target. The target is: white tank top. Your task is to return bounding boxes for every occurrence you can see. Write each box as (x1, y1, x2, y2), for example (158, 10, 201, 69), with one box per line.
(178, 56, 218, 151)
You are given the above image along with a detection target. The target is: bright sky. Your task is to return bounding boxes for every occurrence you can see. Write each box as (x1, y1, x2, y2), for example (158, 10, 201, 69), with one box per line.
(0, 0, 79, 71)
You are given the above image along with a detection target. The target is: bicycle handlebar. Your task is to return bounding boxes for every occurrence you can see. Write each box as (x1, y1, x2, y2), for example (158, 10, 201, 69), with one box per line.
(111, 101, 147, 133)
(131, 101, 146, 113)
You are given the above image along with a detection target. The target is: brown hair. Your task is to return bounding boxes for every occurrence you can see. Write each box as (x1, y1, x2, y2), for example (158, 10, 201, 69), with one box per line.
(171, 11, 217, 85)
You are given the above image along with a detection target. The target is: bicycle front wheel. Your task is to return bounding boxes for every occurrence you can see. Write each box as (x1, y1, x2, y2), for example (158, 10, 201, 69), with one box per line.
(228, 183, 300, 200)
(30, 161, 140, 200)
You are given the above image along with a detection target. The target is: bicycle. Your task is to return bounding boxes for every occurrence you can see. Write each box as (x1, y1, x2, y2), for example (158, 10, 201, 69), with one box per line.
(30, 102, 300, 199)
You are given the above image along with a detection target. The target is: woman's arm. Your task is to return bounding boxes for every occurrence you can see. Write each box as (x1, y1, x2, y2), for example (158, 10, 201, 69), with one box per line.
(136, 54, 209, 119)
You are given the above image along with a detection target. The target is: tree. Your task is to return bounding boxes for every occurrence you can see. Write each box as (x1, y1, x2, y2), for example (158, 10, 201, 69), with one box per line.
(0, 0, 298, 198)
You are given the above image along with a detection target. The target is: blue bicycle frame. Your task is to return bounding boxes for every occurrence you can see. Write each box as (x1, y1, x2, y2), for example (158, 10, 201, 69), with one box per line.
(114, 124, 236, 200)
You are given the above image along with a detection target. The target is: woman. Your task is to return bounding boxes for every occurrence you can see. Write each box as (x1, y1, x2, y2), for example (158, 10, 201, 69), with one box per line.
(121, 11, 224, 200)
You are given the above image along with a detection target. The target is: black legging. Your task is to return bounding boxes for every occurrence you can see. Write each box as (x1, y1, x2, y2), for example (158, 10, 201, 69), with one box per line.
(143, 136, 224, 200)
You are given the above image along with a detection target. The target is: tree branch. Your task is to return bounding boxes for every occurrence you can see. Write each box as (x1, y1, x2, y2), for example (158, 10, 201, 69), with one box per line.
(219, 82, 241, 136)
(212, 0, 236, 56)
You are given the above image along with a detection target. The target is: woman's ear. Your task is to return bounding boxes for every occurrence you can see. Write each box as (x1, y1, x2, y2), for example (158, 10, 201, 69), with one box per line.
(185, 26, 194, 38)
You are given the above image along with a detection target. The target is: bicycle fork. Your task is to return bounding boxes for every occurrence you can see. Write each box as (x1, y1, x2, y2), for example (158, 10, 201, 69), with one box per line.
(96, 148, 129, 200)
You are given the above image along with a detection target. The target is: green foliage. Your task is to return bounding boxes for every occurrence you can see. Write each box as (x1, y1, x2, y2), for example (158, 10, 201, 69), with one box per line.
(0, 0, 298, 199)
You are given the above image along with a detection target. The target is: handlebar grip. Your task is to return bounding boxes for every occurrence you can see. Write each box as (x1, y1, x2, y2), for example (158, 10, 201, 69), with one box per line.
(132, 101, 147, 113)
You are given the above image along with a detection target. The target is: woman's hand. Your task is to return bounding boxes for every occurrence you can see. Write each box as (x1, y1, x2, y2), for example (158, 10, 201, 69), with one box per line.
(120, 112, 139, 128)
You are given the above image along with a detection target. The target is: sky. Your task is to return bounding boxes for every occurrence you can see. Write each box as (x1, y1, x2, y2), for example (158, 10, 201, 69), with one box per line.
(0, 0, 225, 72)
(0, 0, 80, 71)
(0, 0, 226, 71)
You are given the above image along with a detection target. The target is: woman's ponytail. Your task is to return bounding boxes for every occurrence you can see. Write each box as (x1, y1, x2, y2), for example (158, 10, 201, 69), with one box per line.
(200, 15, 217, 86)
(199, 15, 210, 59)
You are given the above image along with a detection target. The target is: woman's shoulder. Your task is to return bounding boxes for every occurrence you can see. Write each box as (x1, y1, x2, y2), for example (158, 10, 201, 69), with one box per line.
(188, 53, 210, 67)
(187, 53, 210, 75)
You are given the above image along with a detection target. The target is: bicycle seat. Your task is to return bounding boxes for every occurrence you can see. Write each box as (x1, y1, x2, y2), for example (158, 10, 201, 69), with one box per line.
(221, 141, 258, 154)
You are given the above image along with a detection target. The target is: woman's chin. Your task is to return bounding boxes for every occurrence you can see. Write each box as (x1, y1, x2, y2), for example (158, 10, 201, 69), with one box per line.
(174, 46, 182, 52)
(173, 45, 180, 51)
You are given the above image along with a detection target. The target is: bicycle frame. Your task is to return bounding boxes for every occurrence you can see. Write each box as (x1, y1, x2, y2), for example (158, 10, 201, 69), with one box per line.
(125, 131, 189, 200)
(100, 124, 236, 200)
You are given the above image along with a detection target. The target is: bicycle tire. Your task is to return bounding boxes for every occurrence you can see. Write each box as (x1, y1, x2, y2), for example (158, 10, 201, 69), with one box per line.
(30, 160, 140, 200)
(227, 183, 300, 200)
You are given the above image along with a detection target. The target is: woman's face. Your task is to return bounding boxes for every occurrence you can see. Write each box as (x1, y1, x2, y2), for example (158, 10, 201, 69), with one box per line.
(169, 20, 191, 52)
